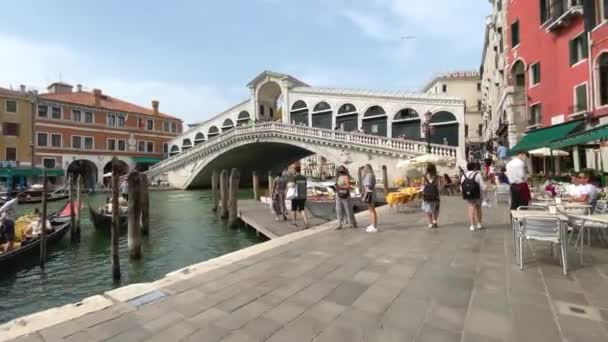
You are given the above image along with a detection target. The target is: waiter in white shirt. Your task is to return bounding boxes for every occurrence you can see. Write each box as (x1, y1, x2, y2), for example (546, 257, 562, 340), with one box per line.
(505, 151, 531, 210)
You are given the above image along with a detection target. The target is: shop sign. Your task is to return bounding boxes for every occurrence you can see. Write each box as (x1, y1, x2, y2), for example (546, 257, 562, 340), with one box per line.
(0, 161, 17, 168)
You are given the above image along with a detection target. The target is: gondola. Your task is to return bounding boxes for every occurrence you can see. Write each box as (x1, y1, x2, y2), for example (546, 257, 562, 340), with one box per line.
(17, 188, 70, 204)
(0, 210, 71, 269)
(88, 204, 127, 231)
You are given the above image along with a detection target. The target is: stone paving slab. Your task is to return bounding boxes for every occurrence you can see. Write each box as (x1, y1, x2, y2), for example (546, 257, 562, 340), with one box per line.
(6, 197, 608, 341)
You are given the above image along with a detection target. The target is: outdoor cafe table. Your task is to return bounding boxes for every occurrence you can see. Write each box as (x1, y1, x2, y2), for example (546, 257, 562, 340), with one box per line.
(564, 214, 608, 265)
(510, 210, 571, 264)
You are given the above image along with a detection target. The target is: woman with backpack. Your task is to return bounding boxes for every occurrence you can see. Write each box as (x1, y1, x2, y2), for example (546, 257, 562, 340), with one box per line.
(334, 166, 357, 230)
(421, 163, 441, 228)
(461, 162, 485, 231)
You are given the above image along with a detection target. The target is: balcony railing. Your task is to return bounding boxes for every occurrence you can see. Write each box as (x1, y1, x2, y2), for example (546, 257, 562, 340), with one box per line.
(542, 0, 583, 31)
(568, 103, 588, 116)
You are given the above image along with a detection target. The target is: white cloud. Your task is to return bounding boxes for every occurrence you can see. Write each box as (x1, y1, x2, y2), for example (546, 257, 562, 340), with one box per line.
(0, 34, 235, 124)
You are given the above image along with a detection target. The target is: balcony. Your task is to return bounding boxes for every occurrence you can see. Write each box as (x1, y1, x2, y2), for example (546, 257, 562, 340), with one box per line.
(568, 103, 589, 118)
(541, 0, 583, 32)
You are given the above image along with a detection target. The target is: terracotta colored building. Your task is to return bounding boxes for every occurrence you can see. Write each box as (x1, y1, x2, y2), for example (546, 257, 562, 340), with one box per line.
(505, 0, 608, 170)
(35, 82, 182, 188)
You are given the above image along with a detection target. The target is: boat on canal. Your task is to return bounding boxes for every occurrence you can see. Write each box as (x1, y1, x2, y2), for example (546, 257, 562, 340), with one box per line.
(88, 201, 127, 231)
(16, 184, 72, 204)
(0, 201, 72, 269)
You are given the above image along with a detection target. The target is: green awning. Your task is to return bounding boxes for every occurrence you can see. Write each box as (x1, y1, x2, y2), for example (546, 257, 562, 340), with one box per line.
(0, 168, 64, 177)
(549, 123, 608, 149)
(132, 157, 162, 164)
(510, 121, 583, 155)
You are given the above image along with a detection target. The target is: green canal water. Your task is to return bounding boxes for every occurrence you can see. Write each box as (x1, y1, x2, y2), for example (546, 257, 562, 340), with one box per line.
(0, 190, 264, 324)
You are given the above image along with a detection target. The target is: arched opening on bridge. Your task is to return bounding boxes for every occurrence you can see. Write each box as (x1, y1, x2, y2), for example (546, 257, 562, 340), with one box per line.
(208, 126, 220, 139)
(362, 105, 387, 136)
(67, 159, 98, 190)
(257, 81, 282, 122)
(392, 108, 421, 139)
(336, 103, 358, 132)
(236, 111, 251, 126)
(102, 159, 129, 187)
(290, 100, 309, 126)
(430, 111, 459, 146)
(311, 101, 332, 129)
(194, 132, 205, 145)
(511, 60, 526, 90)
(222, 119, 235, 132)
(182, 138, 193, 151)
(170, 145, 180, 156)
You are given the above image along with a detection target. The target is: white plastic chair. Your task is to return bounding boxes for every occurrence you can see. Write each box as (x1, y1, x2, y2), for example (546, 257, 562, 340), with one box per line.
(519, 216, 568, 275)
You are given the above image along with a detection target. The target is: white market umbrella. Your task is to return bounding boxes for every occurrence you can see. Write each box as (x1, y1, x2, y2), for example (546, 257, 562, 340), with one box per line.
(529, 147, 569, 157)
(102, 172, 113, 178)
(407, 154, 451, 166)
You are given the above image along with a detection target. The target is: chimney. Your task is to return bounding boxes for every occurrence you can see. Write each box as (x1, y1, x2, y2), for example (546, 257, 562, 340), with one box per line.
(20, 85, 26, 93)
(76, 84, 82, 92)
(93, 89, 102, 106)
(152, 100, 159, 115)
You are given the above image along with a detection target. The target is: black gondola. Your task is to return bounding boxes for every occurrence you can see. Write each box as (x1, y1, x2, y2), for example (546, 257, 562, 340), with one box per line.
(88, 204, 127, 231)
(0, 215, 70, 269)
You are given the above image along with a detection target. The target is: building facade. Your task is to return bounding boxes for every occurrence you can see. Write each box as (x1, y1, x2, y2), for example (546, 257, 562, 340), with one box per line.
(502, 0, 608, 170)
(35, 82, 182, 188)
(0, 86, 39, 190)
(422, 71, 484, 157)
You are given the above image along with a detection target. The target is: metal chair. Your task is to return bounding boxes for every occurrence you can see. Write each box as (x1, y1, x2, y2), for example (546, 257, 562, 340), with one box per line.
(495, 184, 511, 206)
(518, 216, 568, 275)
(512, 206, 546, 257)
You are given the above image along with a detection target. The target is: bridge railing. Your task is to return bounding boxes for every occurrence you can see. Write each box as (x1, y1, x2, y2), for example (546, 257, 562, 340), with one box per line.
(149, 122, 458, 174)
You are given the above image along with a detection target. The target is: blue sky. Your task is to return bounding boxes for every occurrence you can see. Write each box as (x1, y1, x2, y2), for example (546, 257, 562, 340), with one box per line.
(0, 0, 490, 124)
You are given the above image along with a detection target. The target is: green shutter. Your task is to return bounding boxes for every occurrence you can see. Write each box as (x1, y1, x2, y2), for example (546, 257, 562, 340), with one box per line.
(569, 39, 577, 65)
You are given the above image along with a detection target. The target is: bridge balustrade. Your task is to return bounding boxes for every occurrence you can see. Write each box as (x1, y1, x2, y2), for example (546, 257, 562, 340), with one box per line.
(149, 122, 458, 175)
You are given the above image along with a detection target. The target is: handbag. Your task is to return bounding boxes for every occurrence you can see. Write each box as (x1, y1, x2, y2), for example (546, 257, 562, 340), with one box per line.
(362, 190, 373, 203)
(286, 183, 296, 200)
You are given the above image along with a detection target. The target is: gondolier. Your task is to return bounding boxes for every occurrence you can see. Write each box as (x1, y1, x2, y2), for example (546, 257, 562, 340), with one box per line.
(505, 151, 530, 210)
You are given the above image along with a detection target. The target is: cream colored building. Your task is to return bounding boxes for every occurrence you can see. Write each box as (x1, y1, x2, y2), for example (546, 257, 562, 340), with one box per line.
(480, 0, 526, 150)
(422, 71, 483, 152)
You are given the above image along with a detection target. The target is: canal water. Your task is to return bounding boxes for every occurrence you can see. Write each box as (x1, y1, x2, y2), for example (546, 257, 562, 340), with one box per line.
(0, 190, 264, 324)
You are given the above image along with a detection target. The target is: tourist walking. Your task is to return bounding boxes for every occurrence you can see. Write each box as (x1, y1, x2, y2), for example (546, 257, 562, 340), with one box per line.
(496, 141, 509, 168)
(506, 152, 530, 210)
(334, 166, 357, 230)
(291, 166, 309, 228)
(362, 164, 378, 232)
(462, 162, 485, 231)
(271, 171, 287, 221)
(421, 163, 441, 228)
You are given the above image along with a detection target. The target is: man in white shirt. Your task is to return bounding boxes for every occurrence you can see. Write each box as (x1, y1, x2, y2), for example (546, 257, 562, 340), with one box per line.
(566, 175, 581, 197)
(505, 152, 531, 210)
(572, 171, 598, 206)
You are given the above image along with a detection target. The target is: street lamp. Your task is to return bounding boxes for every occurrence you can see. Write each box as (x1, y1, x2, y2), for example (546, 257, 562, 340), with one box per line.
(422, 111, 434, 154)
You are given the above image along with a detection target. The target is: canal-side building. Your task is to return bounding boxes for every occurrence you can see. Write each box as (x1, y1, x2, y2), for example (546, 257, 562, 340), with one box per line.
(172, 70, 466, 161)
(422, 71, 484, 157)
(479, 0, 526, 150)
(0, 86, 44, 190)
(501, 0, 608, 170)
(35, 82, 182, 188)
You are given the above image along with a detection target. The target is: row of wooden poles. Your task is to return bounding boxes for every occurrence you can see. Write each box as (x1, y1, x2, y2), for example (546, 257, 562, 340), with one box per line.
(37, 157, 149, 281)
(110, 157, 150, 280)
(209, 169, 240, 227)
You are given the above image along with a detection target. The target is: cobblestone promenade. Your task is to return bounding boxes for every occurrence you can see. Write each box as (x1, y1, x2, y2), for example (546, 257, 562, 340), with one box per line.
(9, 197, 608, 342)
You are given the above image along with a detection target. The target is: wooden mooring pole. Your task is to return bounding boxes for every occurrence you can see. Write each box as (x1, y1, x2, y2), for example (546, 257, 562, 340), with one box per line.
(69, 174, 76, 242)
(127, 170, 142, 260)
(40, 170, 48, 268)
(219, 169, 229, 219)
(140, 173, 150, 236)
(211, 170, 219, 212)
(382, 165, 389, 195)
(228, 168, 240, 228)
(111, 158, 121, 280)
(252, 171, 259, 201)
(75, 174, 82, 241)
